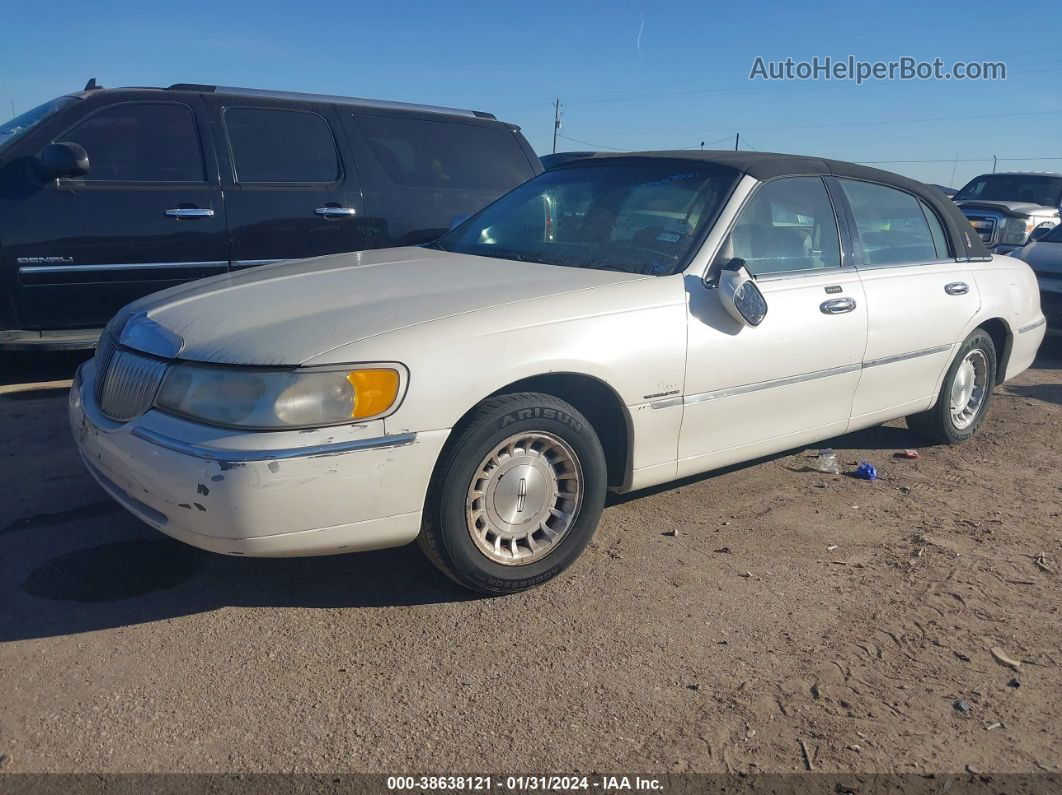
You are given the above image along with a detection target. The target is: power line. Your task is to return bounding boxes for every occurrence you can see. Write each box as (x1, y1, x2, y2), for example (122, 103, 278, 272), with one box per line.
(556, 134, 628, 152)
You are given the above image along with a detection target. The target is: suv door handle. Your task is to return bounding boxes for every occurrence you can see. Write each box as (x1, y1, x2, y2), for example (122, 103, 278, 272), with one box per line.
(314, 207, 357, 218)
(164, 208, 214, 219)
(945, 281, 969, 295)
(820, 297, 857, 314)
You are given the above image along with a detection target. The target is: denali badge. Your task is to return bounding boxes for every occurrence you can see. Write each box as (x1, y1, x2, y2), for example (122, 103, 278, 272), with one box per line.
(16, 256, 75, 264)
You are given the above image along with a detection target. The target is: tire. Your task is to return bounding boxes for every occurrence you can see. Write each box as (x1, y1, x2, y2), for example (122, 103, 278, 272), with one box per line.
(418, 392, 607, 595)
(906, 329, 997, 445)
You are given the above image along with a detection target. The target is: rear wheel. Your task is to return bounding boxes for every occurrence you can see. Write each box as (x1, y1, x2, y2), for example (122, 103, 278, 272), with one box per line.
(418, 392, 607, 595)
(906, 329, 997, 444)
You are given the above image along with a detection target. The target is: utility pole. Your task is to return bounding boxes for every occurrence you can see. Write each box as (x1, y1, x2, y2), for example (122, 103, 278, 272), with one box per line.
(992, 155, 997, 173)
(734, 132, 740, 151)
(552, 98, 562, 154)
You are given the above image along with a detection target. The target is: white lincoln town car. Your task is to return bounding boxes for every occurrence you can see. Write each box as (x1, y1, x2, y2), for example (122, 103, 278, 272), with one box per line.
(70, 152, 1046, 594)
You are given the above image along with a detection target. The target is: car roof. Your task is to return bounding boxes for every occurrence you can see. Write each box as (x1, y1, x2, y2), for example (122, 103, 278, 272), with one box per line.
(566, 149, 992, 261)
(971, 171, 1062, 178)
(68, 83, 497, 121)
(577, 149, 932, 184)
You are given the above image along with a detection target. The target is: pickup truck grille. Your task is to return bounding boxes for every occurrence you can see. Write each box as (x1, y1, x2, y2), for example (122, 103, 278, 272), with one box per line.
(965, 214, 999, 245)
(94, 340, 169, 422)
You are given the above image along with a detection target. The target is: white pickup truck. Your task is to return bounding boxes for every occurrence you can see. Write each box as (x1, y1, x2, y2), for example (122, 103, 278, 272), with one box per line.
(955, 171, 1062, 254)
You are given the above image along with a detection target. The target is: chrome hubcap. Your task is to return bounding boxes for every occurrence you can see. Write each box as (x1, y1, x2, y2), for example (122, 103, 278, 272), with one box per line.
(466, 432, 583, 566)
(950, 349, 988, 430)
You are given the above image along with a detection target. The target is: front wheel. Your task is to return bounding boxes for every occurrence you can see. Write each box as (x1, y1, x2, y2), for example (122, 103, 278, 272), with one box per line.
(906, 329, 997, 444)
(418, 392, 607, 595)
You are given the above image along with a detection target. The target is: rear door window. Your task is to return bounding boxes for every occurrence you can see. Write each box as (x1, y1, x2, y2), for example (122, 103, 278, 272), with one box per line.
(353, 114, 531, 191)
(224, 107, 340, 183)
(60, 102, 204, 182)
(841, 180, 944, 266)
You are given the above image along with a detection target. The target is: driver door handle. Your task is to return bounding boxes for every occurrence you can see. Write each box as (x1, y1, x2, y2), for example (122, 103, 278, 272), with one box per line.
(314, 206, 357, 218)
(820, 297, 857, 315)
(164, 208, 214, 219)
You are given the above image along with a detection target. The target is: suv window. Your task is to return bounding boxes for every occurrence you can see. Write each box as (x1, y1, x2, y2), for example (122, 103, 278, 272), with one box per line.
(718, 177, 841, 276)
(61, 102, 204, 182)
(354, 115, 530, 191)
(225, 107, 339, 183)
(841, 180, 941, 266)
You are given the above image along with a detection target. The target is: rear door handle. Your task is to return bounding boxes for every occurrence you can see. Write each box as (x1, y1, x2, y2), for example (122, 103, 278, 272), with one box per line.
(314, 207, 357, 218)
(945, 281, 969, 295)
(820, 297, 857, 314)
(164, 208, 214, 219)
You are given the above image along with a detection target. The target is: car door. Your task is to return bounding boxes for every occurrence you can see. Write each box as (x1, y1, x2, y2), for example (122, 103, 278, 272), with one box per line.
(5, 98, 227, 329)
(836, 178, 981, 428)
(208, 99, 367, 269)
(678, 176, 868, 477)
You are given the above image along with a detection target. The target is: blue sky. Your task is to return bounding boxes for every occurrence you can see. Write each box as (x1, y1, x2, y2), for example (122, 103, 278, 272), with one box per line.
(2, 0, 1059, 187)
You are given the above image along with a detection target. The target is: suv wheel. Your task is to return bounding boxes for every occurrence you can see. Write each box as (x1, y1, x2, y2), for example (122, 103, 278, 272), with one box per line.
(906, 329, 997, 444)
(418, 392, 607, 595)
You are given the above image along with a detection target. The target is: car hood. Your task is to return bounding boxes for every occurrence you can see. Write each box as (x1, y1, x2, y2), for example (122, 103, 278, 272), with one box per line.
(116, 247, 647, 365)
(1019, 240, 1062, 271)
(958, 200, 1060, 218)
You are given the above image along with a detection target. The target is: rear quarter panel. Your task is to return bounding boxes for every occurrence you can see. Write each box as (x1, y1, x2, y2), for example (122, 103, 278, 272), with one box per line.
(967, 254, 1045, 381)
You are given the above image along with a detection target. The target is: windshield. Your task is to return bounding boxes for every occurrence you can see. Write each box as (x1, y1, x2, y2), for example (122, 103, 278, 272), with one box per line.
(0, 96, 77, 152)
(430, 160, 738, 275)
(954, 174, 1062, 207)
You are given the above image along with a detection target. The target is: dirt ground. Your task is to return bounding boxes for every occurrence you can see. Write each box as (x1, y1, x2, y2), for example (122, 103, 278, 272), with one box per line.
(0, 339, 1059, 777)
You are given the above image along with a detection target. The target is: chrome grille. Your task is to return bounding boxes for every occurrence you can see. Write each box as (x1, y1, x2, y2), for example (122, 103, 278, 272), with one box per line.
(93, 333, 119, 404)
(98, 350, 169, 421)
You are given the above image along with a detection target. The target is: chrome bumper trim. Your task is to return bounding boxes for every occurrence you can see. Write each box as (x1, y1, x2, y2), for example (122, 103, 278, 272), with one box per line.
(862, 344, 952, 369)
(1018, 317, 1047, 334)
(130, 427, 418, 462)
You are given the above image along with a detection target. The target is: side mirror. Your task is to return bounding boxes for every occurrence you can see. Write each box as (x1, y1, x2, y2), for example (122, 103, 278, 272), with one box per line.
(37, 142, 89, 180)
(1027, 225, 1052, 243)
(718, 258, 768, 327)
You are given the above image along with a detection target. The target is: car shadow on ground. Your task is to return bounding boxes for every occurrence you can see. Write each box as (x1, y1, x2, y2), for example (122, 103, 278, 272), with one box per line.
(2, 518, 477, 642)
(1005, 382, 1062, 405)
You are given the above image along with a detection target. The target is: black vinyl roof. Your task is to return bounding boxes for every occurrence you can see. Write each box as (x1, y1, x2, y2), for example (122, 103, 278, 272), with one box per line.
(575, 150, 991, 260)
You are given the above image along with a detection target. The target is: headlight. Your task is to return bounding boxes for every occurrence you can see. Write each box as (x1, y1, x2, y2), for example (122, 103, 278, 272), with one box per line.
(1003, 217, 1035, 245)
(155, 364, 403, 429)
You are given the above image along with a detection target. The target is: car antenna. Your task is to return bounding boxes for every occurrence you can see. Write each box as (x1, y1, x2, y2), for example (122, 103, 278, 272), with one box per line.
(84, 78, 101, 91)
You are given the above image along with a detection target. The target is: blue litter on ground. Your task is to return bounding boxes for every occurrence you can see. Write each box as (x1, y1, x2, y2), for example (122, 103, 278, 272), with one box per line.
(854, 461, 878, 481)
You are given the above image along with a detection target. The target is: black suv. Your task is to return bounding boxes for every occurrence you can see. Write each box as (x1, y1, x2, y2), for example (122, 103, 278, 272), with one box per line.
(0, 82, 540, 350)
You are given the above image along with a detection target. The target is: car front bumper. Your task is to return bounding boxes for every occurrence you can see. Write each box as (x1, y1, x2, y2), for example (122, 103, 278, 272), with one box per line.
(69, 359, 448, 557)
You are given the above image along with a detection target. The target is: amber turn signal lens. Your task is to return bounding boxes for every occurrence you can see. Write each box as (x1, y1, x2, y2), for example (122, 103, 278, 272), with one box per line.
(347, 369, 401, 419)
